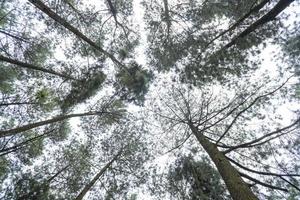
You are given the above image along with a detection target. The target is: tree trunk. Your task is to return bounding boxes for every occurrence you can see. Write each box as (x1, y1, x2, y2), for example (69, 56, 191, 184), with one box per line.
(47, 164, 70, 183)
(0, 111, 104, 138)
(0, 129, 55, 156)
(28, 0, 124, 68)
(224, 0, 294, 49)
(17, 165, 70, 200)
(162, 0, 171, 38)
(0, 54, 77, 80)
(75, 150, 122, 200)
(0, 101, 39, 107)
(206, 0, 270, 48)
(189, 123, 258, 200)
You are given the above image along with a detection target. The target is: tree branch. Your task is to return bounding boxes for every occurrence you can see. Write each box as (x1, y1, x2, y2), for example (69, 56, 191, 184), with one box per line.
(239, 171, 288, 192)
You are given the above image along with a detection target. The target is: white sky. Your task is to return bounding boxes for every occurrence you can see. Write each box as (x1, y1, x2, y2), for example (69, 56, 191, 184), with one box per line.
(1, 0, 300, 199)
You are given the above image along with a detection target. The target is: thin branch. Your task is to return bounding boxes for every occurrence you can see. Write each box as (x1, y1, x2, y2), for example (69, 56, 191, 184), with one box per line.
(223, 119, 300, 153)
(28, 0, 125, 68)
(205, 0, 270, 48)
(227, 156, 300, 177)
(216, 77, 292, 144)
(239, 172, 288, 192)
(224, 0, 294, 49)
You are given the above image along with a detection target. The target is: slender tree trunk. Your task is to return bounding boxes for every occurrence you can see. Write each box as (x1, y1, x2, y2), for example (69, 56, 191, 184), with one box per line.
(17, 164, 70, 200)
(47, 164, 70, 183)
(0, 29, 30, 43)
(206, 0, 270, 48)
(0, 54, 77, 80)
(224, 0, 294, 49)
(0, 129, 55, 156)
(189, 123, 258, 200)
(28, 0, 124, 68)
(75, 150, 122, 200)
(0, 102, 39, 107)
(0, 111, 104, 138)
(162, 0, 171, 38)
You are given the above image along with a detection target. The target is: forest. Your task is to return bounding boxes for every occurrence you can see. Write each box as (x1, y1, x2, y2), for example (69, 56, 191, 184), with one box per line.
(0, 0, 299, 199)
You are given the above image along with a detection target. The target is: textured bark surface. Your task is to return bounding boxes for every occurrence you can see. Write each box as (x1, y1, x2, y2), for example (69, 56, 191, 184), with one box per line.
(0, 111, 104, 137)
(189, 124, 258, 200)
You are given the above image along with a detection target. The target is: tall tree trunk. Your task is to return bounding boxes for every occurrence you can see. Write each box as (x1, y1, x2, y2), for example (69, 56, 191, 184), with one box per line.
(206, 0, 270, 48)
(46, 164, 70, 183)
(0, 129, 55, 156)
(75, 150, 122, 200)
(28, 0, 124, 68)
(0, 54, 77, 80)
(17, 164, 70, 200)
(0, 29, 30, 43)
(189, 123, 258, 200)
(0, 111, 105, 138)
(162, 0, 171, 38)
(224, 0, 294, 49)
(0, 101, 39, 107)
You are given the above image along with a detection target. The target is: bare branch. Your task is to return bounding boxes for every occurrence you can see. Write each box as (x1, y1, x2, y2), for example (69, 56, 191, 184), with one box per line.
(216, 77, 293, 144)
(227, 156, 300, 177)
(223, 119, 300, 153)
(239, 172, 288, 192)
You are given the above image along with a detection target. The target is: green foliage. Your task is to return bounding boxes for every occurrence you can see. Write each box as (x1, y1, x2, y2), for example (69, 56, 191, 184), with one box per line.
(0, 1, 298, 199)
(0, 65, 17, 94)
(35, 87, 59, 111)
(23, 39, 53, 65)
(129, 193, 137, 200)
(284, 34, 300, 60)
(7, 174, 52, 200)
(50, 121, 71, 142)
(282, 32, 300, 98)
(0, 157, 8, 181)
(0, 2, 10, 28)
(58, 142, 92, 197)
(296, 86, 300, 98)
(118, 38, 139, 61)
(61, 71, 106, 112)
(115, 62, 153, 104)
(144, 0, 278, 84)
(25, 140, 43, 159)
(167, 155, 229, 200)
(101, 100, 127, 125)
(35, 88, 50, 103)
(14, 132, 45, 165)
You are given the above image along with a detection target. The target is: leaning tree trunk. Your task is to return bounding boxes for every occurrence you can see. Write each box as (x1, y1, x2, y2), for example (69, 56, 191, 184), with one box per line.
(0, 54, 77, 80)
(189, 123, 258, 200)
(17, 165, 70, 200)
(224, 0, 294, 49)
(0, 111, 104, 138)
(75, 150, 122, 200)
(28, 0, 123, 68)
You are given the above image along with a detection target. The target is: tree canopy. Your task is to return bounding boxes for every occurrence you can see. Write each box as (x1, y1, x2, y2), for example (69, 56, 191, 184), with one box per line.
(0, 0, 299, 199)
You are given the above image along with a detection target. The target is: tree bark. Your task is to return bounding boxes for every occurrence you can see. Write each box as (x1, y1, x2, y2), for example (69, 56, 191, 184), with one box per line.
(28, 0, 124, 68)
(0, 111, 104, 138)
(162, 0, 171, 38)
(0, 54, 77, 80)
(224, 0, 295, 49)
(206, 0, 270, 48)
(0, 129, 55, 156)
(189, 123, 258, 200)
(75, 150, 122, 200)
